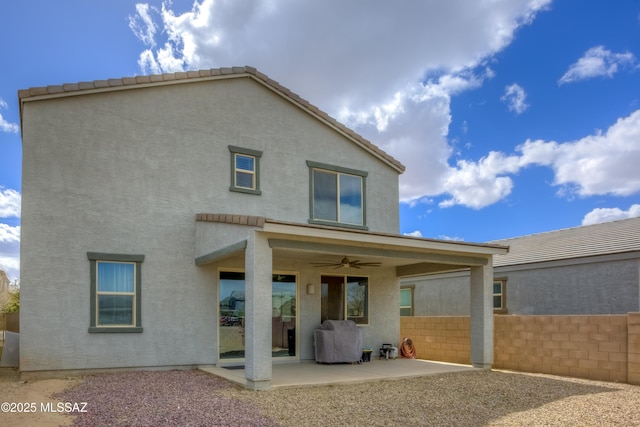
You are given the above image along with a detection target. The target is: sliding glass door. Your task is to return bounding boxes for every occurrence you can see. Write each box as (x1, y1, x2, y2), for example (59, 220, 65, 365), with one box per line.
(321, 275, 369, 325)
(219, 271, 297, 360)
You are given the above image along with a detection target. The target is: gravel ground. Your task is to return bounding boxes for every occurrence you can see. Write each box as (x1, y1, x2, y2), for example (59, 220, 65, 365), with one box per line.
(53, 369, 640, 427)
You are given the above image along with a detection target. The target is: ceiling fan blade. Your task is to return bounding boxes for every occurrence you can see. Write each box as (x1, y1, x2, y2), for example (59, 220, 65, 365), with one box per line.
(311, 262, 340, 267)
(311, 256, 380, 268)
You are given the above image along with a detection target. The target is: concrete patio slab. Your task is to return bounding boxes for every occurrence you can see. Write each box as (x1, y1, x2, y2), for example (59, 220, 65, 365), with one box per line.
(200, 358, 479, 389)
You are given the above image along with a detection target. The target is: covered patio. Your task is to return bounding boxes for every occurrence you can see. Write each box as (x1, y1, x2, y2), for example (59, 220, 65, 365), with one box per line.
(200, 358, 478, 389)
(196, 214, 508, 390)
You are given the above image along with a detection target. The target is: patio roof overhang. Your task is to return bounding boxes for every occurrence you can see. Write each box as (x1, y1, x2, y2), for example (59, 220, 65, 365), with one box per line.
(194, 214, 508, 276)
(195, 214, 508, 388)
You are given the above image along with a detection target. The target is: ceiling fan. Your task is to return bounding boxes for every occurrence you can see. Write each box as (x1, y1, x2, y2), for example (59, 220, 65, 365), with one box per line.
(311, 256, 381, 269)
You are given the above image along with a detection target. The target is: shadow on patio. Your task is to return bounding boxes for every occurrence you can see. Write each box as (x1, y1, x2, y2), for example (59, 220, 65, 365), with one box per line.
(200, 358, 479, 389)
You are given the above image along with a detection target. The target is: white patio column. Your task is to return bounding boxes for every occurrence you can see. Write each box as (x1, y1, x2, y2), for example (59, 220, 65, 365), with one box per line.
(469, 263, 493, 369)
(244, 232, 272, 390)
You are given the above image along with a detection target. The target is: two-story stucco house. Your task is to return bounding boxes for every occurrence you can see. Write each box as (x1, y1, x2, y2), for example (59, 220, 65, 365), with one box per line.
(19, 66, 507, 389)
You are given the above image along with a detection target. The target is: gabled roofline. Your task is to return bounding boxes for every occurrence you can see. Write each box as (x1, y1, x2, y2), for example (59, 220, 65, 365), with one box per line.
(19, 66, 405, 173)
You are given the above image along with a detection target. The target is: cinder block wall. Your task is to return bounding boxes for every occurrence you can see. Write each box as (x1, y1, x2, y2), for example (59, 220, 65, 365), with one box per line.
(401, 314, 639, 384)
(400, 316, 470, 364)
(629, 313, 640, 385)
(494, 315, 627, 382)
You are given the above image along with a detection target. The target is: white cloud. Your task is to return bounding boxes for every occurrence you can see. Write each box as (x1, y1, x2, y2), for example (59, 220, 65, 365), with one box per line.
(0, 223, 19, 244)
(520, 110, 640, 197)
(582, 204, 640, 225)
(129, 3, 158, 47)
(0, 114, 18, 133)
(440, 151, 524, 209)
(0, 188, 21, 218)
(0, 223, 20, 282)
(558, 45, 636, 85)
(437, 235, 465, 242)
(0, 188, 20, 280)
(501, 83, 529, 114)
(403, 230, 423, 238)
(130, 0, 551, 205)
(437, 108, 640, 208)
(0, 98, 19, 134)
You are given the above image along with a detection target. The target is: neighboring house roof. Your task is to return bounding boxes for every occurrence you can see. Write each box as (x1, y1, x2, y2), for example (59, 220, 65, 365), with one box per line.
(18, 66, 405, 173)
(490, 217, 640, 267)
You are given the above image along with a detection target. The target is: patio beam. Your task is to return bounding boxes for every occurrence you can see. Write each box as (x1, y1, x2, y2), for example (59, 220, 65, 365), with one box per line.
(268, 239, 489, 266)
(395, 262, 469, 277)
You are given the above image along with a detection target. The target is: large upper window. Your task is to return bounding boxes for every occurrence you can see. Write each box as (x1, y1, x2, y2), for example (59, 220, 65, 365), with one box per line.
(87, 252, 144, 333)
(229, 145, 262, 195)
(307, 161, 367, 228)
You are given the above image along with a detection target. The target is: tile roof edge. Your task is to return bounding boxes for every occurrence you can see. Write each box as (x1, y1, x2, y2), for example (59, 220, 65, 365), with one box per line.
(488, 216, 640, 244)
(195, 213, 267, 228)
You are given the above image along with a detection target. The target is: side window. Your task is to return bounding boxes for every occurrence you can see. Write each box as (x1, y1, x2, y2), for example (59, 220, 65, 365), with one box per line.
(307, 161, 367, 229)
(321, 275, 369, 325)
(400, 287, 414, 316)
(229, 145, 262, 195)
(87, 252, 144, 333)
(346, 276, 369, 324)
(493, 279, 507, 313)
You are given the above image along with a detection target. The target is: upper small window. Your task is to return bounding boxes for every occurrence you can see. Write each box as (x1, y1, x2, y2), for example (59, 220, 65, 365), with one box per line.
(307, 161, 367, 228)
(229, 146, 262, 195)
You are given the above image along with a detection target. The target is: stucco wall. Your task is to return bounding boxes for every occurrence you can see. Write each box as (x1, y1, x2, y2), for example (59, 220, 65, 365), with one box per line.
(403, 257, 640, 316)
(404, 272, 470, 316)
(20, 77, 401, 371)
(500, 259, 639, 315)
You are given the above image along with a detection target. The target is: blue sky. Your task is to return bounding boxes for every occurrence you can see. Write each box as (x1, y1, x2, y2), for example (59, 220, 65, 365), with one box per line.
(1, 1, 640, 280)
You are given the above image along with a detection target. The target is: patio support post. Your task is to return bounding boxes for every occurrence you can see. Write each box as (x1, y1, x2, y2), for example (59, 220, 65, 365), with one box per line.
(469, 262, 493, 369)
(244, 232, 272, 390)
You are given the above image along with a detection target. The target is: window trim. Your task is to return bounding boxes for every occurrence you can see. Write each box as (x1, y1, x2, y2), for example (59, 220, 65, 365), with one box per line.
(400, 285, 414, 316)
(87, 252, 144, 333)
(229, 145, 262, 195)
(493, 278, 507, 314)
(218, 269, 299, 360)
(321, 274, 370, 326)
(306, 160, 368, 230)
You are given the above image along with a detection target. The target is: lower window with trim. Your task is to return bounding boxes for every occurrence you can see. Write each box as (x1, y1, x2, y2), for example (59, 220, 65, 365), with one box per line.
(320, 275, 369, 325)
(87, 252, 144, 333)
(493, 279, 507, 314)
